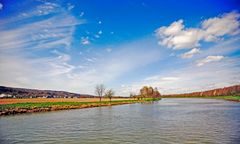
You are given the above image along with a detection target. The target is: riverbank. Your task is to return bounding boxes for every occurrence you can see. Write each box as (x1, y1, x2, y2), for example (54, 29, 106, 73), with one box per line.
(204, 96, 240, 102)
(0, 98, 161, 116)
(0, 97, 134, 105)
(161, 95, 240, 102)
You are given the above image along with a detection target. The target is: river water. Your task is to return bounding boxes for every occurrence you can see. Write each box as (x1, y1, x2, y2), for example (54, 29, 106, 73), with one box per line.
(0, 98, 240, 144)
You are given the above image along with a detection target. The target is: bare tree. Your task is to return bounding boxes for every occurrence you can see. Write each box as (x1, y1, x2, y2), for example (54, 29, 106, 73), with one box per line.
(130, 92, 135, 100)
(95, 84, 106, 102)
(105, 89, 114, 102)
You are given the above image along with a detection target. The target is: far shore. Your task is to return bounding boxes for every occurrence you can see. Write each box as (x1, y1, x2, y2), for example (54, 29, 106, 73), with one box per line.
(161, 95, 240, 102)
(0, 98, 161, 116)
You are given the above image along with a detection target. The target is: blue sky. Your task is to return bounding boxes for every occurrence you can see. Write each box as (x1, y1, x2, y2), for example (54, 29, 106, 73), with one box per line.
(0, 0, 240, 96)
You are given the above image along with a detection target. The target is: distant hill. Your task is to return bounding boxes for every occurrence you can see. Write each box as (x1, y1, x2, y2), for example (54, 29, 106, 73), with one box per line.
(0, 86, 95, 98)
(163, 85, 240, 97)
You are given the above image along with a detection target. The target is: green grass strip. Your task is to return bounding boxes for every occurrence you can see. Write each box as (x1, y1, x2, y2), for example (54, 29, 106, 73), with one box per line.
(0, 98, 161, 111)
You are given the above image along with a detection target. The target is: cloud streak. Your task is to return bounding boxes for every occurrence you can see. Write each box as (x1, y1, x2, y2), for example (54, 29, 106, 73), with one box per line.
(120, 57, 239, 95)
(0, 0, 85, 92)
(196, 55, 224, 66)
(0, 1, 84, 52)
(181, 48, 200, 59)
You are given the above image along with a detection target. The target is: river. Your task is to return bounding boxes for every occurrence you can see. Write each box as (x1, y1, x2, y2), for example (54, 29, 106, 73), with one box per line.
(0, 98, 240, 144)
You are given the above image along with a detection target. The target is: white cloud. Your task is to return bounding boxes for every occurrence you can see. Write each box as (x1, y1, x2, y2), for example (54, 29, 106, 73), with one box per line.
(121, 57, 239, 95)
(161, 77, 180, 81)
(98, 30, 102, 35)
(94, 34, 100, 38)
(48, 50, 75, 76)
(0, 3, 3, 10)
(36, 2, 61, 16)
(155, 11, 240, 49)
(7, 2, 62, 21)
(202, 11, 240, 41)
(81, 37, 90, 45)
(145, 76, 179, 82)
(201, 37, 240, 57)
(121, 84, 125, 88)
(155, 20, 202, 49)
(80, 12, 84, 17)
(94, 30, 102, 39)
(197, 55, 224, 66)
(85, 57, 96, 63)
(181, 48, 200, 59)
(51, 49, 71, 61)
(67, 3, 75, 10)
(0, 49, 76, 87)
(156, 19, 184, 37)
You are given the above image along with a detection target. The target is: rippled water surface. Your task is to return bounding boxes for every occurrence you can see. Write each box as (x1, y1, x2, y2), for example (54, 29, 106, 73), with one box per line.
(1, 98, 240, 144)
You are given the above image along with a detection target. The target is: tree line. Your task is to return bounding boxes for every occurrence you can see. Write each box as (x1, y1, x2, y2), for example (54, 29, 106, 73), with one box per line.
(130, 86, 161, 100)
(95, 84, 161, 102)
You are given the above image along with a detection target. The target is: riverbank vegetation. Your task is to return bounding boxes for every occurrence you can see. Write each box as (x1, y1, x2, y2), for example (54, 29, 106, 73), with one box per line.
(204, 96, 240, 102)
(161, 95, 240, 102)
(0, 98, 161, 116)
(161, 85, 240, 102)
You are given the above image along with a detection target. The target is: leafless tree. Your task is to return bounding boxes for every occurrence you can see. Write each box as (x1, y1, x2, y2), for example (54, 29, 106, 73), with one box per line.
(130, 92, 135, 100)
(95, 84, 106, 102)
(105, 89, 114, 102)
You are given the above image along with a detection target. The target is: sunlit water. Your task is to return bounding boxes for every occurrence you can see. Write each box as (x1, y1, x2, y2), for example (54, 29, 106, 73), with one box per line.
(0, 98, 240, 144)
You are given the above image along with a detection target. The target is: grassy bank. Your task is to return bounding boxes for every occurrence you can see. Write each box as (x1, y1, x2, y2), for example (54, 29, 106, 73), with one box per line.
(161, 95, 240, 102)
(0, 98, 161, 116)
(203, 96, 240, 102)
